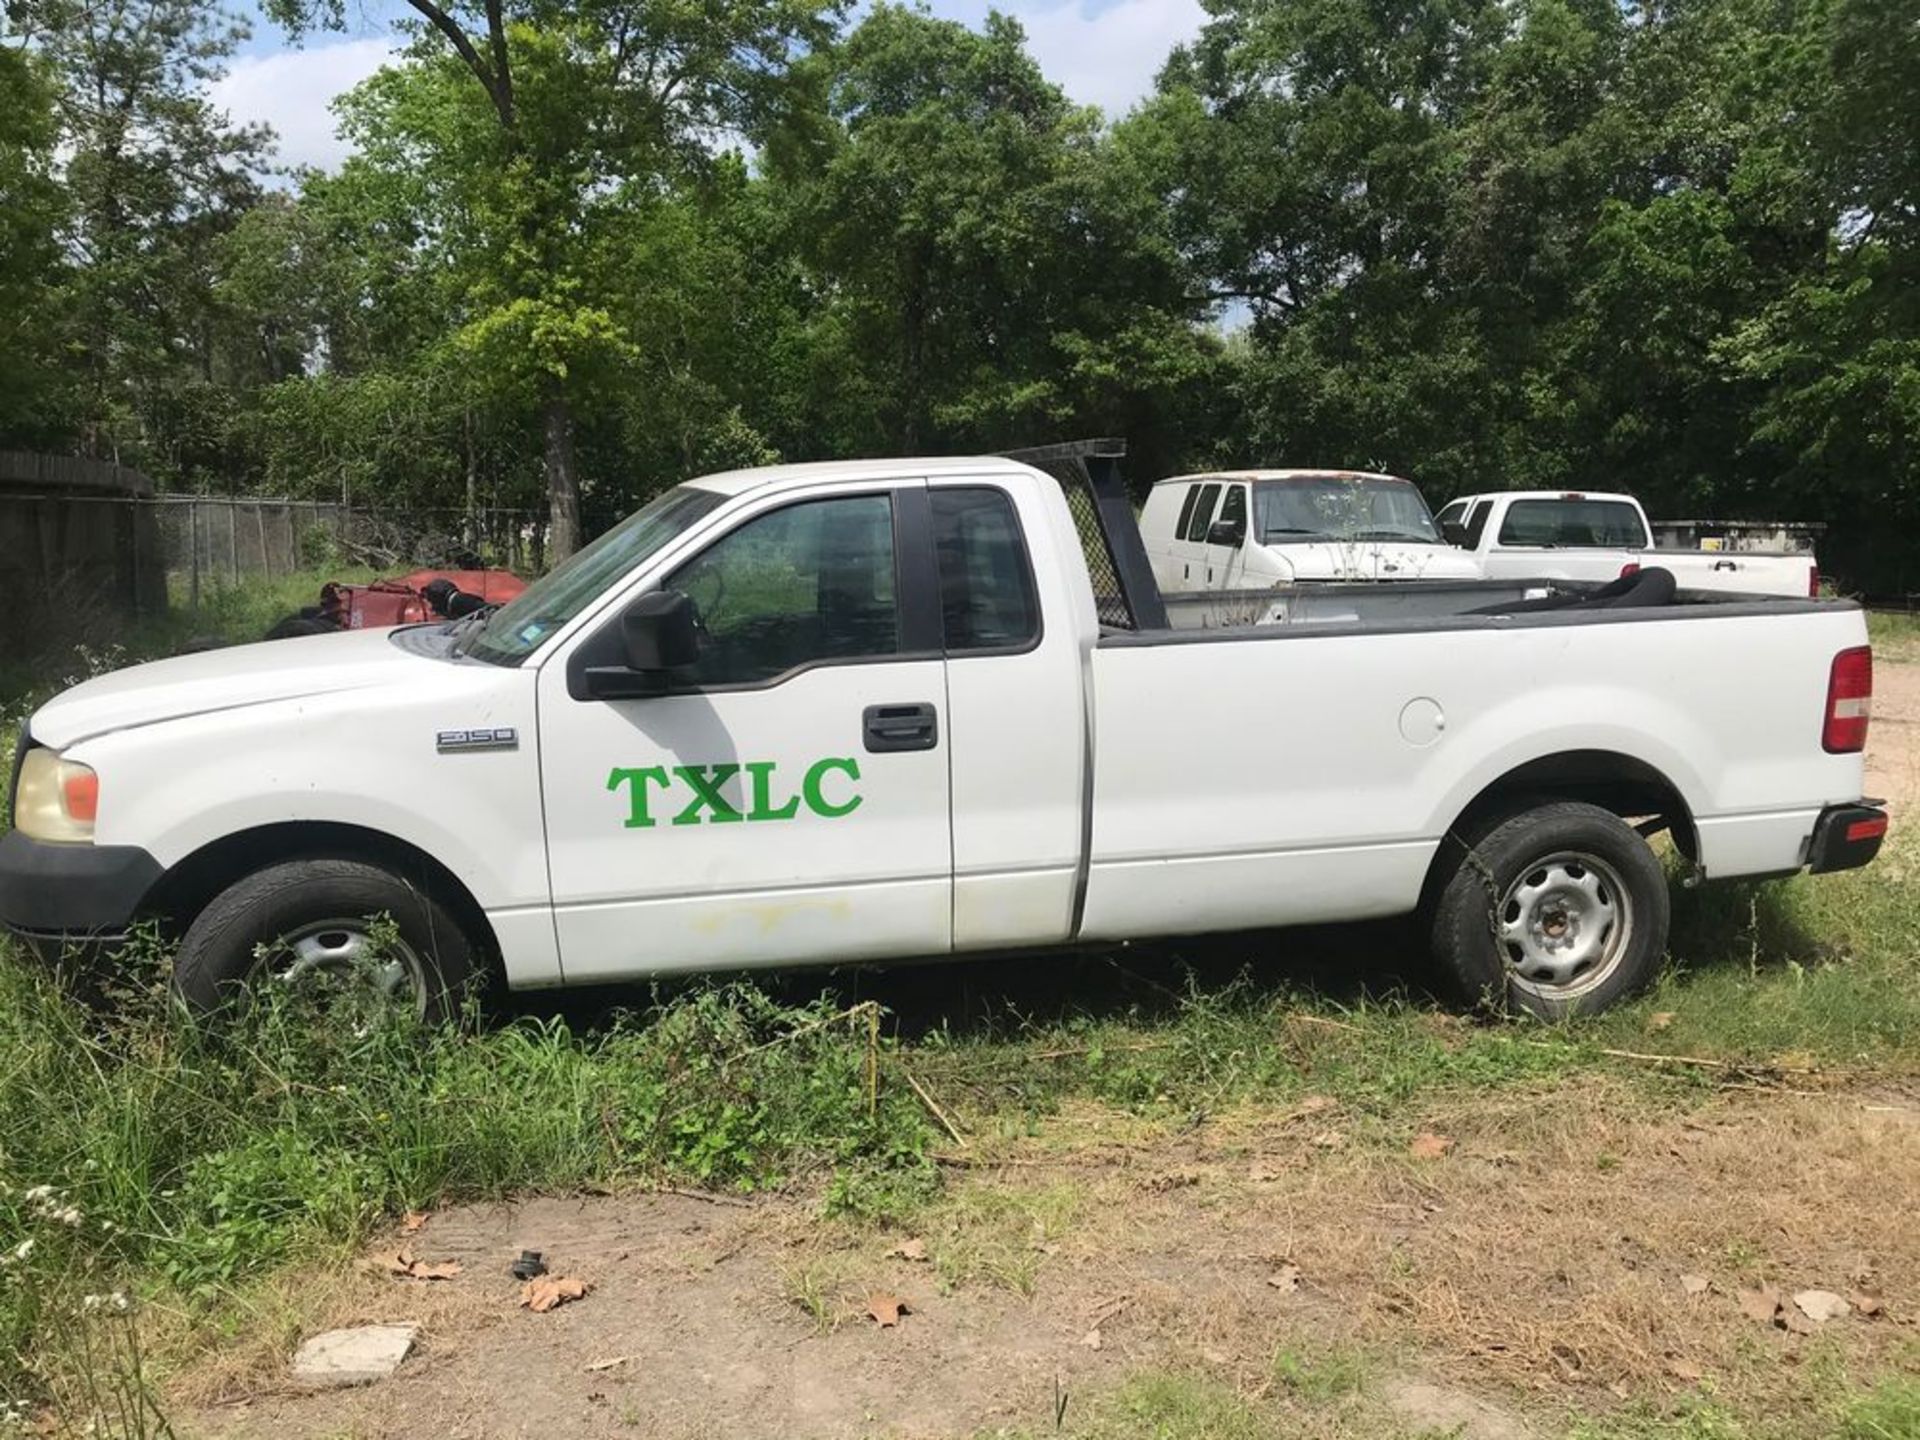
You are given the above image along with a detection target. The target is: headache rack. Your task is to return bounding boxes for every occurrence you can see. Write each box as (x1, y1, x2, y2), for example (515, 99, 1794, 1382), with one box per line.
(998, 439, 1168, 632)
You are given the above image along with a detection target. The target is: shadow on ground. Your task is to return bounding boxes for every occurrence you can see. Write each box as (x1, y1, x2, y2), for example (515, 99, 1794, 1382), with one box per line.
(499, 916, 1439, 1038)
(496, 867, 1827, 1039)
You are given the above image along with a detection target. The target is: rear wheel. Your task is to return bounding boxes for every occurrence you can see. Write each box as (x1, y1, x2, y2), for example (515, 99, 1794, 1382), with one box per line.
(1427, 800, 1669, 1019)
(173, 858, 479, 1024)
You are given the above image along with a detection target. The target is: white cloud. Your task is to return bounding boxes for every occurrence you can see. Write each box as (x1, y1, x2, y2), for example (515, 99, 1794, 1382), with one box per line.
(210, 37, 395, 173)
(1011, 0, 1207, 118)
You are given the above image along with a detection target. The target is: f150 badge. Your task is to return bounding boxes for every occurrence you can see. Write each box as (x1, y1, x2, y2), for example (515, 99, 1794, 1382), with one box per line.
(608, 759, 862, 828)
(438, 727, 518, 753)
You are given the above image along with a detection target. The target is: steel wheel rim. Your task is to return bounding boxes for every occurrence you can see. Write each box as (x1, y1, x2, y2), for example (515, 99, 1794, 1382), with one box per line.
(1496, 851, 1634, 1000)
(268, 918, 426, 1015)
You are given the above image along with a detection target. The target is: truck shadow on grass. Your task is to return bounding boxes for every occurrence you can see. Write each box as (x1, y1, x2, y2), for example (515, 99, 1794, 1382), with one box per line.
(501, 872, 1829, 1041)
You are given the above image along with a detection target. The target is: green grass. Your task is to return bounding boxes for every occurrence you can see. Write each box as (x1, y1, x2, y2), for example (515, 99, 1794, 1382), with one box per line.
(1866, 611, 1920, 663)
(0, 956, 935, 1420)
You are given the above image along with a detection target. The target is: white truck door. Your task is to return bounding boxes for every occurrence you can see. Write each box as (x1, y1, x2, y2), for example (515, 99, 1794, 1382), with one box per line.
(1211, 483, 1252, 590)
(929, 480, 1084, 949)
(537, 484, 954, 981)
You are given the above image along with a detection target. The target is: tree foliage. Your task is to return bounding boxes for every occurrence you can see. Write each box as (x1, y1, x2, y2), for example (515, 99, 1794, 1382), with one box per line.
(0, 0, 1914, 588)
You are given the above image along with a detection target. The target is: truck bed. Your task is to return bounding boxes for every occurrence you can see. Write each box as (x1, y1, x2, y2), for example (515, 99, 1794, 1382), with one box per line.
(1154, 576, 1825, 633)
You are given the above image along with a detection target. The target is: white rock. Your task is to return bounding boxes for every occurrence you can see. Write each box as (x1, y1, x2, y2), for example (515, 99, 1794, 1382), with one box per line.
(1791, 1290, 1852, 1323)
(291, 1324, 418, 1387)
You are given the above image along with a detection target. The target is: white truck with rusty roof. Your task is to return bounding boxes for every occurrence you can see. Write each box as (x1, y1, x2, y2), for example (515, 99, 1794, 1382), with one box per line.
(0, 442, 1887, 1020)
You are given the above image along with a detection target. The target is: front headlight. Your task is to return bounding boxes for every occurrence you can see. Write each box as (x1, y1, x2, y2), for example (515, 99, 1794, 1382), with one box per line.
(14, 749, 98, 844)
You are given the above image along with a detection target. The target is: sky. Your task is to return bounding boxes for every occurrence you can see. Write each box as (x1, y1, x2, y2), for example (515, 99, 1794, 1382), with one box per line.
(212, 0, 1210, 173)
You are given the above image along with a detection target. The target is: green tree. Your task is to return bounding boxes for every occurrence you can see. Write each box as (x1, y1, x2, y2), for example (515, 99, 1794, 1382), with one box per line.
(0, 45, 69, 445)
(263, 0, 843, 557)
(12, 0, 269, 480)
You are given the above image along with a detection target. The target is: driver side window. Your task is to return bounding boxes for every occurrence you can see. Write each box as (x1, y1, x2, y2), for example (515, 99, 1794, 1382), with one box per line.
(667, 494, 900, 688)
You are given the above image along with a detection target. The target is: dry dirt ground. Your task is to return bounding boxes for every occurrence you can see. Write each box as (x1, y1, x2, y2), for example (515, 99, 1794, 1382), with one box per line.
(177, 662, 1920, 1440)
(182, 1083, 1920, 1440)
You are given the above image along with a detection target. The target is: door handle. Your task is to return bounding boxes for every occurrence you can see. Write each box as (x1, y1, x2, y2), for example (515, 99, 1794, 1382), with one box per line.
(1712, 559, 1738, 572)
(863, 703, 939, 754)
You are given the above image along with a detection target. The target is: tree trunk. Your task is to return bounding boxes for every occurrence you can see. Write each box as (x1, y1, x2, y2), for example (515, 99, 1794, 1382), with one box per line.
(544, 387, 582, 561)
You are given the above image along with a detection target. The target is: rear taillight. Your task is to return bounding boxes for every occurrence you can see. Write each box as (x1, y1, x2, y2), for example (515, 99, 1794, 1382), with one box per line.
(1808, 567, 1821, 598)
(1824, 646, 1872, 753)
(1619, 562, 1641, 579)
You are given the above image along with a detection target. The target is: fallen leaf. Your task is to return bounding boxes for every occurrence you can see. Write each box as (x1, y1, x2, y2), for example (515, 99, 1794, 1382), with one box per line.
(520, 1276, 590, 1313)
(1681, 1274, 1711, 1296)
(1309, 1130, 1346, 1151)
(1248, 1165, 1283, 1183)
(1792, 1290, 1851, 1323)
(1200, 1346, 1228, 1366)
(1666, 1357, 1704, 1382)
(1080, 1328, 1103, 1351)
(385, 1251, 462, 1282)
(401, 1211, 428, 1234)
(1737, 1286, 1782, 1324)
(1647, 1012, 1677, 1032)
(1409, 1132, 1455, 1160)
(1267, 1264, 1302, 1294)
(1850, 1293, 1884, 1318)
(1140, 1170, 1200, 1192)
(1780, 1307, 1819, 1336)
(887, 1238, 929, 1263)
(866, 1292, 910, 1328)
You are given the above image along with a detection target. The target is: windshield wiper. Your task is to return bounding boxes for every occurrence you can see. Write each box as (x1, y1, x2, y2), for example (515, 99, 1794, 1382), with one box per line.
(448, 604, 502, 657)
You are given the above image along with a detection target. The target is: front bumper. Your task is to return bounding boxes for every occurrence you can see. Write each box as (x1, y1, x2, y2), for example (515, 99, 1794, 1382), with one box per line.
(0, 828, 163, 964)
(1806, 804, 1889, 875)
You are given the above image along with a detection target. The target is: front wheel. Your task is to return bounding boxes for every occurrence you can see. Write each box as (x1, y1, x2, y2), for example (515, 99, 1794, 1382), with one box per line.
(1427, 801, 1670, 1019)
(173, 858, 480, 1024)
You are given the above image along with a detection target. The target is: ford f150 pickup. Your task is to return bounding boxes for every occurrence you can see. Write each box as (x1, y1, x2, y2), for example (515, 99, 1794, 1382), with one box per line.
(0, 443, 1887, 1020)
(1435, 491, 1820, 598)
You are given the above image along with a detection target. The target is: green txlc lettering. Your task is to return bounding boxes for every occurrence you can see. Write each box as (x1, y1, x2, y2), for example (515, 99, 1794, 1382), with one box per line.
(607, 757, 863, 830)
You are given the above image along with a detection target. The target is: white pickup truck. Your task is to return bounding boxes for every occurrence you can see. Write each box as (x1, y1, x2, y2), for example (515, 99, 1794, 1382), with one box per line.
(1436, 491, 1820, 598)
(0, 444, 1885, 1021)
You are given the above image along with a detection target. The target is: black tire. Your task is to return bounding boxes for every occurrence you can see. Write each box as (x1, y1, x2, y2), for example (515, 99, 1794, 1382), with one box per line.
(173, 858, 480, 1023)
(1426, 800, 1669, 1020)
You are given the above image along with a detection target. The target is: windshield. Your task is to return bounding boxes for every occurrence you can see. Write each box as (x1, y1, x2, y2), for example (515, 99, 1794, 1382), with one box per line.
(1253, 476, 1442, 544)
(460, 485, 727, 664)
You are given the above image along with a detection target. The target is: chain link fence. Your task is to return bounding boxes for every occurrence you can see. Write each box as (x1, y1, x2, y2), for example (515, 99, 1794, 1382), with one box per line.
(0, 471, 546, 657)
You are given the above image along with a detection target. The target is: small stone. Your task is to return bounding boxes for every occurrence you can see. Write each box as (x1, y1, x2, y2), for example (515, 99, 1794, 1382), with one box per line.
(291, 1325, 418, 1387)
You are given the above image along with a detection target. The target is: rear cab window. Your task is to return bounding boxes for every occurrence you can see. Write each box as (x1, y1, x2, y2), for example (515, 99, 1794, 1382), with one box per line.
(932, 487, 1040, 653)
(1497, 499, 1649, 549)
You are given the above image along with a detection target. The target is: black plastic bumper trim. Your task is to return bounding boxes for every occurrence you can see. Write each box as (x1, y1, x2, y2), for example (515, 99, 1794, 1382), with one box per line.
(0, 828, 163, 938)
(1806, 804, 1888, 875)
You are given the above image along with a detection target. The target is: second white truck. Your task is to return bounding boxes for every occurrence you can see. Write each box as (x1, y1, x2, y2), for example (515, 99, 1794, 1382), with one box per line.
(1436, 491, 1820, 598)
(0, 444, 1884, 1022)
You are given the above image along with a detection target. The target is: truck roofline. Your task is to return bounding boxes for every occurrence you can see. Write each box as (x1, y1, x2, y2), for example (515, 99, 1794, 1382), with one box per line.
(685, 454, 1038, 499)
(1153, 469, 1411, 487)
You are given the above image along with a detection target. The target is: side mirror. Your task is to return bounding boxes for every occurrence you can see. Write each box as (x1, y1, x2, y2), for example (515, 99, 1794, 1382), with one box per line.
(582, 591, 699, 700)
(622, 590, 699, 672)
(1206, 518, 1245, 548)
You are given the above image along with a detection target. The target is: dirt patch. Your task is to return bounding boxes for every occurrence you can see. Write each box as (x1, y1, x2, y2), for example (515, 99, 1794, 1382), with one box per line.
(1867, 656, 1920, 813)
(181, 1082, 1920, 1439)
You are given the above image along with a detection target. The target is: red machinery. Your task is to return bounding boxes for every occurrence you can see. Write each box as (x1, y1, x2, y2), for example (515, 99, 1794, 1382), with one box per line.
(265, 569, 528, 639)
